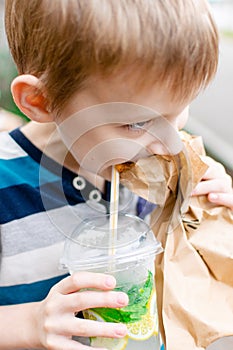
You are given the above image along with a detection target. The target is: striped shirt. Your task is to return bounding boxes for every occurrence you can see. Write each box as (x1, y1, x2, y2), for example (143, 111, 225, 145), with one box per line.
(0, 128, 143, 306)
(0, 128, 118, 305)
(0, 128, 160, 349)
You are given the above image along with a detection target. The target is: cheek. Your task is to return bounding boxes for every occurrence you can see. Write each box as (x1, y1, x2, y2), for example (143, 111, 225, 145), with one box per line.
(177, 106, 189, 129)
(70, 138, 146, 174)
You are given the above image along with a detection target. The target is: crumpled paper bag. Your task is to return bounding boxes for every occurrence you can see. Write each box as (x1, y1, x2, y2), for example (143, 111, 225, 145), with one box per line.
(118, 131, 233, 350)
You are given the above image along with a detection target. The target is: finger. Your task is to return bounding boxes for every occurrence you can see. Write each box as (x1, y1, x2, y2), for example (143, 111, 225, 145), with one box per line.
(192, 179, 231, 196)
(200, 156, 227, 180)
(200, 155, 224, 169)
(202, 167, 225, 181)
(51, 316, 128, 339)
(43, 333, 101, 350)
(58, 289, 128, 313)
(208, 193, 233, 210)
(53, 272, 116, 294)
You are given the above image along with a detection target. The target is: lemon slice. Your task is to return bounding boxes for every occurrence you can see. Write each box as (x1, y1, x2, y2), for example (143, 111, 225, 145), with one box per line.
(127, 290, 158, 341)
(84, 310, 128, 349)
(91, 336, 128, 350)
(148, 289, 159, 335)
(82, 310, 104, 322)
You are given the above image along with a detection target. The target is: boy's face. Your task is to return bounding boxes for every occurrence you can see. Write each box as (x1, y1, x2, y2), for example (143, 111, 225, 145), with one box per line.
(56, 73, 189, 179)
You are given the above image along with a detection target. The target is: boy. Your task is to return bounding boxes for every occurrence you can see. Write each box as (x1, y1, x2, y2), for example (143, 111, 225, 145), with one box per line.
(0, 0, 232, 349)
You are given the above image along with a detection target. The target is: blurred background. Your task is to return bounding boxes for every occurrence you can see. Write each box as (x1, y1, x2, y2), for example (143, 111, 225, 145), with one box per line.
(187, 0, 233, 176)
(0, 0, 27, 130)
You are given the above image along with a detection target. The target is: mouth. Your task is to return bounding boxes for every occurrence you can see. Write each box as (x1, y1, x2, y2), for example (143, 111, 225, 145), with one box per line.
(115, 162, 135, 174)
(95, 160, 136, 181)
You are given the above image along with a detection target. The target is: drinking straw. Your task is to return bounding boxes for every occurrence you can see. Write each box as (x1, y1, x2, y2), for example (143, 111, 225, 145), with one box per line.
(109, 165, 120, 257)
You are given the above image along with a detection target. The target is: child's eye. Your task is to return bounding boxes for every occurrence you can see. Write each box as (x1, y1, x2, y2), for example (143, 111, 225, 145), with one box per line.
(127, 120, 150, 132)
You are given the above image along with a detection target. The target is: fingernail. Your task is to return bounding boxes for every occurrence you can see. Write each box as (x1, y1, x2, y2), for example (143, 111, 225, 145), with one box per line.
(117, 292, 128, 306)
(115, 324, 128, 336)
(105, 276, 116, 288)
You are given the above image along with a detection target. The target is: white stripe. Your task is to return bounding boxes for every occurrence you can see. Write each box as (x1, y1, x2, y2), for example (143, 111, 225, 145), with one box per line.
(0, 242, 67, 286)
(0, 204, 107, 285)
(1, 204, 104, 257)
(0, 131, 27, 159)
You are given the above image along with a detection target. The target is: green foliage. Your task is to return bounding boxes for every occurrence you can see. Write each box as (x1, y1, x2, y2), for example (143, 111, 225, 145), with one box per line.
(0, 50, 29, 121)
(92, 270, 154, 324)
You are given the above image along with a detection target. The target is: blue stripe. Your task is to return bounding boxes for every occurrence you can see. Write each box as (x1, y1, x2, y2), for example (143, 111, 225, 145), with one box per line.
(0, 274, 69, 305)
(0, 157, 60, 189)
(0, 182, 85, 224)
(136, 197, 157, 219)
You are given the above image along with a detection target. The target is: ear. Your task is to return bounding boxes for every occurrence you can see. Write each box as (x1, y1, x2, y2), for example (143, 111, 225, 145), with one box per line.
(11, 75, 54, 123)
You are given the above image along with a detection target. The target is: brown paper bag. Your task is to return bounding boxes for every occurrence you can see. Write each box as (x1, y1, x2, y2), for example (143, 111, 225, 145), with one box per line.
(119, 131, 233, 350)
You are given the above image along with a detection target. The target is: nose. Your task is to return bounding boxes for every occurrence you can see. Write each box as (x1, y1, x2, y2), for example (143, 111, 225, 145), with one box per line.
(145, 116, 183, 155)
(147, 140, 171, 155)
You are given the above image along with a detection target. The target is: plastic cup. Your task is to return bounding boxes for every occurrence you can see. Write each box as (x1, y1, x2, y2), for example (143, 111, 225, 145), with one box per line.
(61, 213, 163, 350)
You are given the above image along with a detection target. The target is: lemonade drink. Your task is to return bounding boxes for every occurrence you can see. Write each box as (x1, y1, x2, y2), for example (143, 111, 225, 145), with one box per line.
(61, 213, 163, 350)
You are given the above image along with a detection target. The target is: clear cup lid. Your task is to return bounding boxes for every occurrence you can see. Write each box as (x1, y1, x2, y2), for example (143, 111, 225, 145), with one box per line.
(60, 213, 163, 272)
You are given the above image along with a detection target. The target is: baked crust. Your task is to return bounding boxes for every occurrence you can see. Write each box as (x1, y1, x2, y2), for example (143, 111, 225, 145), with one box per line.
(115, 162, 135, 173)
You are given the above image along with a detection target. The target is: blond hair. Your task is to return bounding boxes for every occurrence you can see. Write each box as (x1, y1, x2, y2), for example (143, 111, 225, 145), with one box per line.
(5, 0, 219, 112)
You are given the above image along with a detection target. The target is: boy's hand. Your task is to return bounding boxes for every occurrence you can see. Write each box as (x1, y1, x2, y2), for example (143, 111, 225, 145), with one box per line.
(36, 272, 128, 350)
(191, 156, 233, 210)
